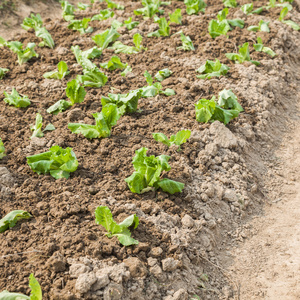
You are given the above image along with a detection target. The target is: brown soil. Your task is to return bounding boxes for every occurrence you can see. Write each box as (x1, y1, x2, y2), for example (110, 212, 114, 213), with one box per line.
(0, 0, 300, 299)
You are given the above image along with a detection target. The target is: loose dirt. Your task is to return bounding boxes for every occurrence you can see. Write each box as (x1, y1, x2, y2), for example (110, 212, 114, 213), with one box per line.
(0, 0, 300, 299)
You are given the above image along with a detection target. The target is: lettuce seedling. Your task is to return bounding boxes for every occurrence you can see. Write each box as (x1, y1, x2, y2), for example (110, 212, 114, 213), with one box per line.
(177, 32, 195, 51)
(30, 113, 55, 139)
(152, 129, 191, 151)
(248, 20, 270, 32)
(217, 8, 244, 30)
(184, 0, 206, 15)
(124, 17, 139, 30)
(68, 103, 120, 138)
(226, 42, 260, 66)
(95, 206, 139, 246)
(77, 2, 90, 10)
(134, 0, 166, 18)
(76, 68, 108, 88)
(121, 65, 132, 77)
(279, 7, 300, 30)
(105, 0, 124, 10)
(0, 210, 32, 233)
(0, 68, 9, 79)
(266, 0, 293, 11)
(223, 0, 237, 8)
(47, 99, 72, 115)
(140, 70, 175, 97)
(43, 61, 70, 79)
(195, 89, 243, 125)
(66, 79, 86, 104)
(100, 56, 128, 71)
(0, 274, 42, 300)
(3, 88, 31, 108)
(241, 3, 264, 15)
(22, 13, 54, 49)
(148, 17, 170, 37)
(169, 8, 182, 24)
(155, 68, 172, 81)
(71, 45, 98, 70)
(60, 0, 75, 21)
(254, 37, 276, 57)
(68, 18, 93, 34)
(125, 147, 184, 194)
(196, 59, 229, 79)
(208, 19, 230, 38)
(111, 19, 123, 29)
(92, 27, 120, 51)
(111, 33, 147, 54)
(91, 9, 114, 21)
(6, 41, 38, 65)
(27, 145, 78, 179)
(0, 138, 5, 159)
(101, 89, 142, 115)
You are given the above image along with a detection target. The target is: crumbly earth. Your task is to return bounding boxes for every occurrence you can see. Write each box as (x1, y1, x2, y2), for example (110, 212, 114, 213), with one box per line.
(0, 0, 300, 299)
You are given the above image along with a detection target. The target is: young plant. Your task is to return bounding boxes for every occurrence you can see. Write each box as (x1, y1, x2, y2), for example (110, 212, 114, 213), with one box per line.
(3, 88, 31, 108)
(77, 2, 90, 10)
(105, 0, 124, 10)
(125, 147, 185, 194)
(266, 0, 293, 11)
(47, 99, 72, 115)
(140, 70, 175, 97)
(121, 65, 132, 77)
(27, 145, 78, 179)
(0, 68, 9, 79)
(177, 32, 195, 51)
(248, 20, 270, 32)
(217, 8, 244, 30)
(254, 37, 276, 57)
(22, 13, 54, 49)
(100, 56, 128, 71)
(68, 103, 120, 138)
(43, 61, 70, 79)
(226, 42, 260, 66)
(60, 0, 75, 21)
(196, 59, 229, 79)
(124, 17, 139, 30)
(152, 129, 191, 151)
(6, 41, 38, 65)
(71, 45, 98, 70)
(30, 113, 55, 139)
(223, 0, 237, 8)
(241, 3, 264, 15)
(148, 17, 170, 37)
(0, 210, 32, 233)
(279, 7, 300, 30)
(95, 206, 139, 246)
(195, 89, 243, 125)
(91, 9, 114, 21)
(0, 138, 5, 159)
(155, 68, 172, 82)
(76, 68, 108, 88)
(0, 274, 42, 300)
(92, 27, 120, 51)
(101, 89, 142, 115)
(208, 19, 231, 38)
(68, 18, 93, 34)
(111, 33, 147, 54)
(134, 0, 165, 18)
(169, 8, 182, 24)
(66, 79, 86, 104)
(184, 0, 206, 15)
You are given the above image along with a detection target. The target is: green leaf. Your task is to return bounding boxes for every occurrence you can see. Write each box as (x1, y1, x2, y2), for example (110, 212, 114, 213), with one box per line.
(105, 0, 124, 10)
(111, 19, 123, 29)
(66, 79, 86, 104)
(77, 2, 90, 10)
(0, 68, 9, 80)
(21, 13, 43, 30)
(177, 32, 195, 51)
(43, 61, 69, 79)
(172, 129, 191, 147)
(227, 19, 244, 29)
(95, 206, 115, 232)
(71, 45, 98, 70)
(3, 88, 31, 108)
(27, 145, 78, 179)
(157, 178, 184, 194)
(124, 17, 139, 30)
(254, 37, 276, 57)
(208, 19, 230, 38)
(111, 42, 138, 54)
(144, 70, 153, 85)
(43, 124, 55, 132)
(35, 27, 55, 49)
(169, 8, 182, 24)
(30, 113, 44, 139)
(283, 20, 300, 30)
(47, 100, 72, 115)
(0, 138, 5, 159)
(125, 171, 147, 194)
(241, 3, 264, 15)
(0, 210, 32, 233)
(121, 65, 132, 77)
(68, 18, 93, 34)
(0, 290, 30, 299)
(77, 68, 108, 88)
(148, 17, 170, 37)
(218, 89, 243, 112)
(134, 0, 163, 18)
(29, 274, 42, 300)
(152, 132, 171, 147)
(184, 0, 206, 15)
(196, 59, 229, 79)
(82, 46, 102, 59)
(100, 56, 127, 70)
(279, 7, 288, 21)
(155, 68, 172, 82)
(223, 0, 237, 8)
(133, 33, 144, 50)
(60, 1, 75, 21)
(248, 20, 270, 32)
(91, 9, 114, 21)
(92, 27, 120, 50)
(226, 42, 260, 65)
(195, 98, 216, 123)
(6, 41, 38, 65)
